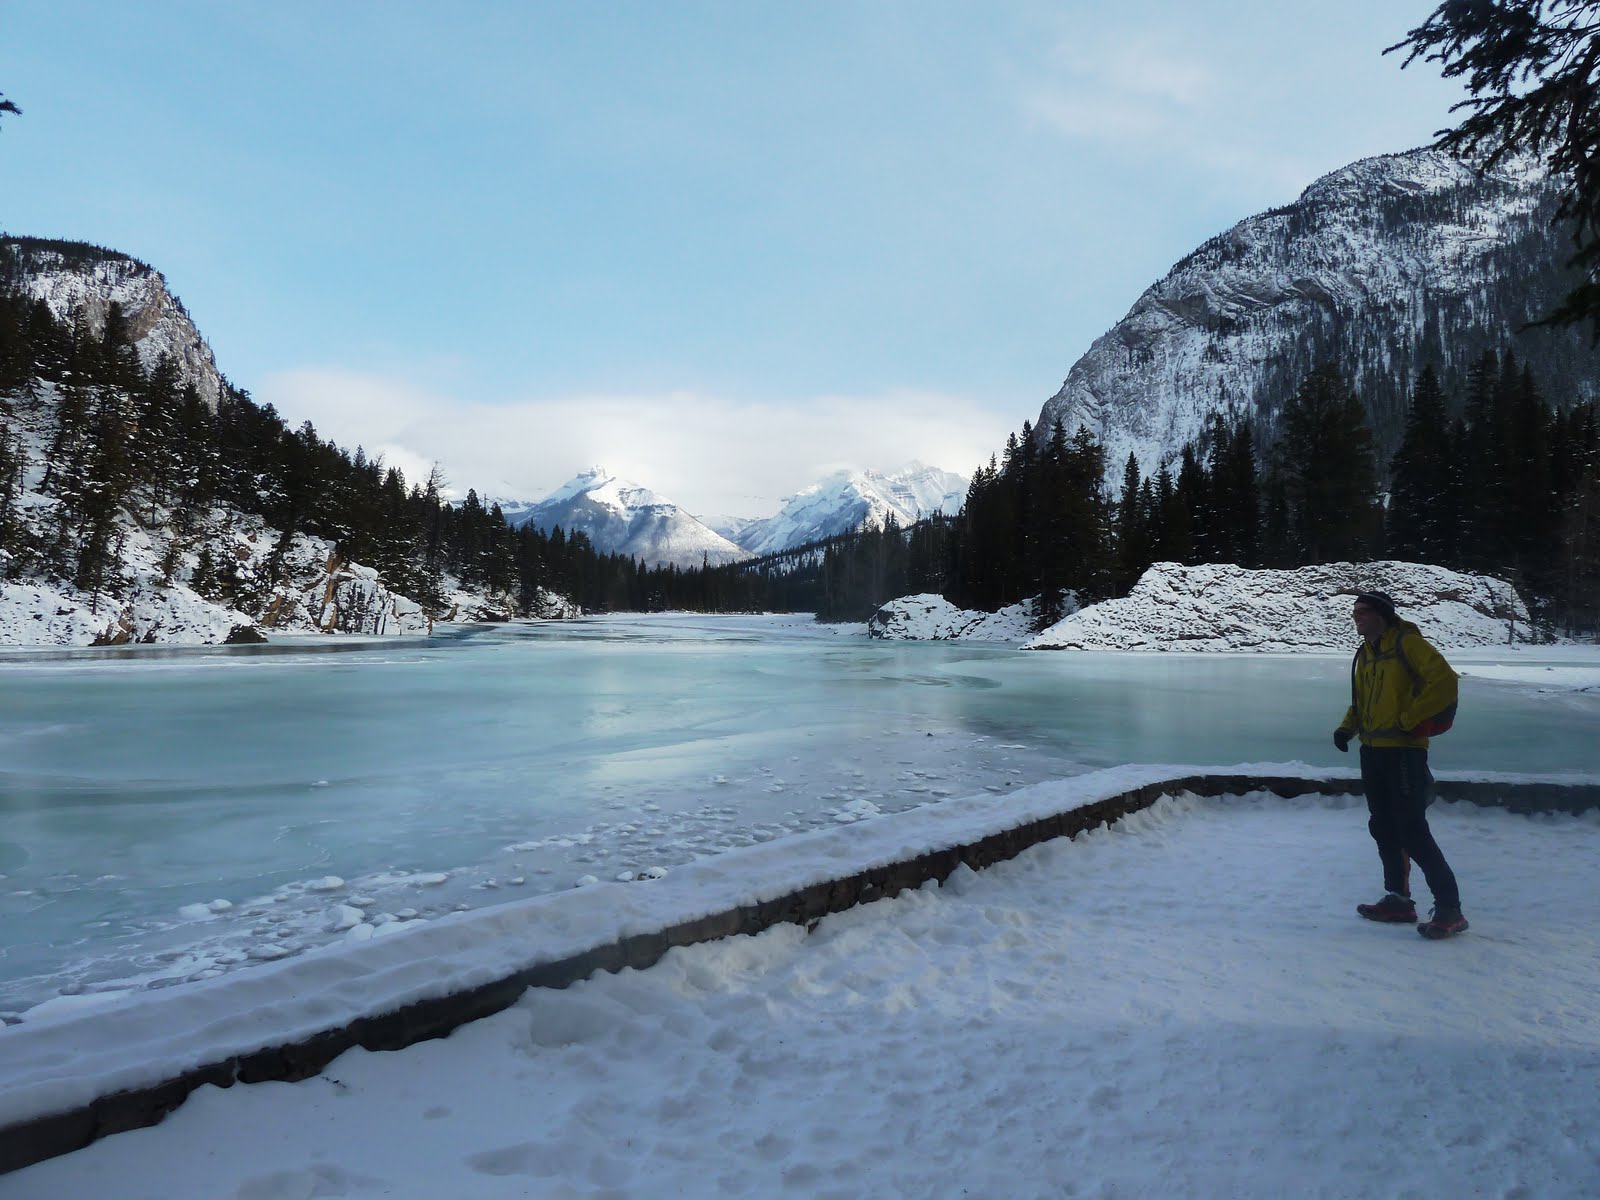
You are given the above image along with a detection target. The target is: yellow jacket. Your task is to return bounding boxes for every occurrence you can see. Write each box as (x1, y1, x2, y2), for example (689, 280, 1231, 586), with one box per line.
(1338, 621, 1458, 750)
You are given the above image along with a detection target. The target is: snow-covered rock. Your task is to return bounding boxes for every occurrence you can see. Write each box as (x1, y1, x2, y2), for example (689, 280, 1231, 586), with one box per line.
(1037, 148, 1594, 477)
(1026, 561, 1530, 651)
(256, 538, 432, 637)
(511, 468, 748, 570)
(1, 238, 225, 411)
(868, 594, 1048, 641)
(736, 463, 967, 556)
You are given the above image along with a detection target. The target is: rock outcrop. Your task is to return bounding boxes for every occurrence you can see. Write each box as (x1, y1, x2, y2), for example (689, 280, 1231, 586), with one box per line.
(868, 594, 1044, 641)
(1026, 562, 1530, 651)
(1, 237, 225, 411)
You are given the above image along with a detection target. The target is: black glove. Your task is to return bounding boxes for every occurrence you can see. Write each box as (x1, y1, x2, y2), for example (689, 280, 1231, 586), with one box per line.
(1333, 729, 1351, 753)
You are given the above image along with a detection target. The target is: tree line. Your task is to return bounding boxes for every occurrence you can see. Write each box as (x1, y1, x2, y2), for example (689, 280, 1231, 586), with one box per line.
(804, 356, 1600, 635)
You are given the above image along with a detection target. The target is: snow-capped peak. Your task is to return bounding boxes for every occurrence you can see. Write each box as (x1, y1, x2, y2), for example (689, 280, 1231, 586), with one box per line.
(734, 464, 969, 556)
(511, 469, 749, 570)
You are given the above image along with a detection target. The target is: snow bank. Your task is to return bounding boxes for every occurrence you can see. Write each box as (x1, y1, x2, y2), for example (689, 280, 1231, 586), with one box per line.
(1029, 561, 1529, 651)
(868, 594, 1050, 641)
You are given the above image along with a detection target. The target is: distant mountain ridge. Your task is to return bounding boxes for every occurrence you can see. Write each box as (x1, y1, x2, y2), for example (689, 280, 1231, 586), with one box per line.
(733, 464, 967, 556)
(509, 468, 748, 570)
(495, 463, 970, 565)
(1036, 148, 1600, 474)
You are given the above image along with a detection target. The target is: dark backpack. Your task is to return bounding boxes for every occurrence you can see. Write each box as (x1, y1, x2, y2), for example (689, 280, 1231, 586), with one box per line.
(1350, 629, 1457, 737)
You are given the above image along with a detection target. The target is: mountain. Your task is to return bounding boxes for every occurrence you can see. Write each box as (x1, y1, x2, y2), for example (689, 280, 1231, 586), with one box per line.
(1, 237, 225, 410)
(1036, 148, 1600, 475)
(735, 463, 968, 557)
(512, 468, 749, 570)
(700, 513, 763, 545)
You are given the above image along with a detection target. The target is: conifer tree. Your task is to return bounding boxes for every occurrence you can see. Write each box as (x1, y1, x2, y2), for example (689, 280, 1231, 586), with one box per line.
(1151, 463, 1178, 563)
(1173, 444, 1206, 564)
(1223, 420, 1261, 566)
(417, 465, 447, 609)
(1388, 366, 1456, 562)
(1273, 365, 1380, 563)
(1457, 350, 1508, 569)
(1391, 1, 1600, 338)
(1509, 363, 1557, 583)
(1030, 420, 1074, 626)
(0, 420, 23, 576)
(1113, 452, 1151, 590)
(1065, 425, 1113, 601)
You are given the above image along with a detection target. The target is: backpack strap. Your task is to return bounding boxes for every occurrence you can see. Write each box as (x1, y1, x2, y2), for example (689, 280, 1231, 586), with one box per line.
(1392, 628, 1425, 696)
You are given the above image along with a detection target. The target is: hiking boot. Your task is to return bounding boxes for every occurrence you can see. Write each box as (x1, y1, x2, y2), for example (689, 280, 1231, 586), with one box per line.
(1357, 892, 1417, 923)
(1418, 906, 1469, 939)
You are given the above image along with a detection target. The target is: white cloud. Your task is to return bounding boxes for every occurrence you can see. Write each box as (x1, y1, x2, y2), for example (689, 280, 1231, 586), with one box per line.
(1020, 30, 1317, 201)
(256, 368, 1014, 519)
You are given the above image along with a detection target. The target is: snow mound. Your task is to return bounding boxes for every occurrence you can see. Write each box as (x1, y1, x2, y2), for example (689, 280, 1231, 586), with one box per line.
(868, 594, 1049, 641)
(1027, 561, 1529, 651)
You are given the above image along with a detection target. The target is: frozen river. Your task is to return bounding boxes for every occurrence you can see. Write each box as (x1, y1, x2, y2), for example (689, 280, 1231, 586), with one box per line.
(1, 613, 1597, 1019)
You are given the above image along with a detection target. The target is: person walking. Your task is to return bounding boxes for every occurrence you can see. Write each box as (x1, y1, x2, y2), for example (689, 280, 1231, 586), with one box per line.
(1333, 590, 1467, 939)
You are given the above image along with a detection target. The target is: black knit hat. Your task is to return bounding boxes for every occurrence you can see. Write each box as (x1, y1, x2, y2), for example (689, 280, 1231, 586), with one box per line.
(1353, 590, 1399, 625)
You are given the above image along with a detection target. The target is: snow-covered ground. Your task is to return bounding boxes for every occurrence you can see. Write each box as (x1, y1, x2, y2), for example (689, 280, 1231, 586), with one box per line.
(1455, 661, 1600, 692)
(8, 783, 1597, 1198)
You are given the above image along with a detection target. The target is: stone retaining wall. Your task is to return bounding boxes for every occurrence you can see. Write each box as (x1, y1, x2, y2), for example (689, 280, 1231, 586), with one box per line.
(3, 773, 1595, 1176)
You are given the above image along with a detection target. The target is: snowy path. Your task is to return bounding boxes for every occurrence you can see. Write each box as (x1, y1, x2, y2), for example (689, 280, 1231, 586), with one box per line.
(8, 793, 1599, 1199)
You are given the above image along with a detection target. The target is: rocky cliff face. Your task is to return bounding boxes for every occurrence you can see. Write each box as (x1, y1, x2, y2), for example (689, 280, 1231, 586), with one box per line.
(1, 237, 226, 411)
(1037, 149, 1597, 475)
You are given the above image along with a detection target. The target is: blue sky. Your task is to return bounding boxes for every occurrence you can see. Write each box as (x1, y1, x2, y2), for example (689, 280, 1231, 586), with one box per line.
(2, 2, 1467, 517)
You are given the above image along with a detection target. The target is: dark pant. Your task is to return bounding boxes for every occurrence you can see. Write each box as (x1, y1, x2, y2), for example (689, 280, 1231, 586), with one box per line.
(1359, 745, 1460, 909)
